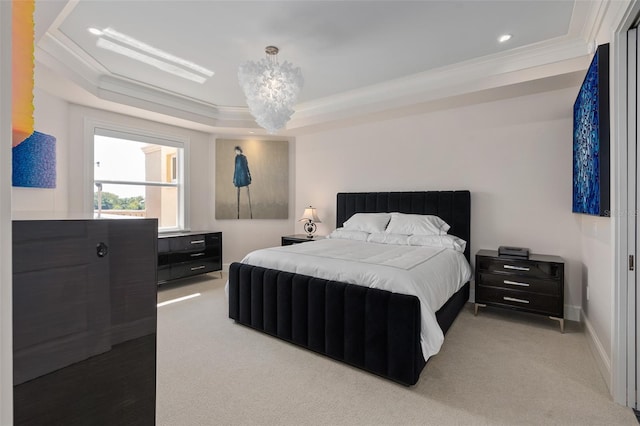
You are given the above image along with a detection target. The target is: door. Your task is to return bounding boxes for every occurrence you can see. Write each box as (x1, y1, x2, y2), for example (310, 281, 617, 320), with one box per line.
(631, 24, 640, 409)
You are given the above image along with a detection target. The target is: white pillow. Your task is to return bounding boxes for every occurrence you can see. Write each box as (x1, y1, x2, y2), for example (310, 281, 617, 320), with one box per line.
(342, 213, 391, 234)
(326, 228, 370, 241)
(367, 232, 409, 245)
(386, 212, 450, 236)
(407, 234, 466, 252)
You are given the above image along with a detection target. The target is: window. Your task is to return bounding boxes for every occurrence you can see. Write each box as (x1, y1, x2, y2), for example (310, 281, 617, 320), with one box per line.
(93, 128, 186, 231)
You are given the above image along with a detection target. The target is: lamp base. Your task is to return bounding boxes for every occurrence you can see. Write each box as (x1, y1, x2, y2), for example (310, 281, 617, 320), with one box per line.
(303, 221, 317, 238)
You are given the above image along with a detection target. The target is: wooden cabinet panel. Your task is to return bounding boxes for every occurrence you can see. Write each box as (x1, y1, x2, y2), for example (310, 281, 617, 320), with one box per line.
(13, 219, 157, 425)
(13, 221, 111, 385)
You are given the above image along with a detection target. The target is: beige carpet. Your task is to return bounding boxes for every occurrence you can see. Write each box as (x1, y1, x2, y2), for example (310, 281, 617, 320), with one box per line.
(156, 274, 636, 426)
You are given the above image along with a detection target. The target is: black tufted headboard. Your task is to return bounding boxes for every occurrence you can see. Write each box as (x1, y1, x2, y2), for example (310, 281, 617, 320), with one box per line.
(336, 191, 471, 262)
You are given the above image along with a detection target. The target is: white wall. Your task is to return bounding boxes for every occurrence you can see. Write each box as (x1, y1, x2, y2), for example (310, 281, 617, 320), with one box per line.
(12, 87, 69, 216)
(295, 87, 584, 316)
(580, 214, 612, 366)
(578, 1, 635, 394)
(16, 95, 295, 267)
(67, 105, 215, 239)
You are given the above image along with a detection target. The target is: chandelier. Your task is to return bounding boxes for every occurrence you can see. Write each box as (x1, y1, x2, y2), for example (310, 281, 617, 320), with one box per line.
(238, 46, 303, 134)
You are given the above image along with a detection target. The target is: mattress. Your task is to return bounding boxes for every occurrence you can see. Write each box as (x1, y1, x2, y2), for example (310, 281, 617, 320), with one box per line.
(238, 238, 472, 359)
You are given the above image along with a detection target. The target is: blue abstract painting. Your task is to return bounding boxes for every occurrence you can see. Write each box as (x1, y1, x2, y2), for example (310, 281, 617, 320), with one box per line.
(573, 44, 610, 217)
(12, 131, 57, 188)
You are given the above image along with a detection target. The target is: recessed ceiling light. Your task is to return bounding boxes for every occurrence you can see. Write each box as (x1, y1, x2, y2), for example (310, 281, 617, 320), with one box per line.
(498, 34, 512, 43)
(88, 27, 103, 36)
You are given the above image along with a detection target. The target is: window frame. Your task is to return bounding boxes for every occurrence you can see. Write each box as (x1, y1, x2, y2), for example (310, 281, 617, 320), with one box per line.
(84, 119, 190, 233)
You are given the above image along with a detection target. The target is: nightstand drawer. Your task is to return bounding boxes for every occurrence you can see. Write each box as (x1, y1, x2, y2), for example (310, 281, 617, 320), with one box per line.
(477, 273, 561, 296)
(477, 286, 562, 317)
(477, 257, 562, 280)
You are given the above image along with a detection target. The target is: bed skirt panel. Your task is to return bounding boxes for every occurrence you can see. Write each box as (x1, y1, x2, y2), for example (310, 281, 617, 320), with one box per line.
(228, 262, 426, 385)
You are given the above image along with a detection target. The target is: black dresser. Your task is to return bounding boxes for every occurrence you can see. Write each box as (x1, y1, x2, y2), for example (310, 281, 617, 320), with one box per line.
(158, 231, 222, 284)
(474, 249, 565, 332)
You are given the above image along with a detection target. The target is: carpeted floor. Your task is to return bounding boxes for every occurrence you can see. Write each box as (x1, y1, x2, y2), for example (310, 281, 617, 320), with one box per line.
(156, 274, 637, 425)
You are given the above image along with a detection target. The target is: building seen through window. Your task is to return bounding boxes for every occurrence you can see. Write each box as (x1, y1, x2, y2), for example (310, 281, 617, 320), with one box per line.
(94, 131, 184, 231)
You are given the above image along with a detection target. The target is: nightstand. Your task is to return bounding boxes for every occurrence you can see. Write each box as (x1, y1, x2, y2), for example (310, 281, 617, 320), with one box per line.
(281, 234, 324, 246)
(474, 249, 565, 332)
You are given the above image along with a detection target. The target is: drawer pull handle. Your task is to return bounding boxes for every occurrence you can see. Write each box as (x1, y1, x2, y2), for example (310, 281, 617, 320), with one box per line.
(190, 253, 205, 257)
(503, 265, 529, 271)
(191, 265, 206, 271)
(190, 240, 205, 244)
(503, 280, 530, 287)
(503, 296, 529, 304)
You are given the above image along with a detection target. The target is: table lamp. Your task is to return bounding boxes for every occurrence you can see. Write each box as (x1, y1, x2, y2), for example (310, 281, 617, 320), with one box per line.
(298, 206, 321, 238)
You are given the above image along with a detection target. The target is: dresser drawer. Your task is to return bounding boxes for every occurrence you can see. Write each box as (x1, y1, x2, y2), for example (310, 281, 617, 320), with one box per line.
(158, 238, 170, 254)
(477, 285, 562, 317)
(477, 257, 562, 280)
(169, 247, 218, 264)
(477, 273, 560, 296)
(158, 265, 171, 282)
(169, 234, 207, 251)
(171, 259, 218, 279)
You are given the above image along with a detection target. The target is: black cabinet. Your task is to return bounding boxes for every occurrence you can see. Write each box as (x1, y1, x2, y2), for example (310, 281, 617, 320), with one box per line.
(12, 219, 157, 425)
(158, 231, 222, 283)
(281, 234, 323, 246)
(474, 249, 565, 332)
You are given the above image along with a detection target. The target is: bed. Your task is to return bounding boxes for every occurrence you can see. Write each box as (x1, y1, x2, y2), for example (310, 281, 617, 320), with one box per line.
(228, 191, 471, 385)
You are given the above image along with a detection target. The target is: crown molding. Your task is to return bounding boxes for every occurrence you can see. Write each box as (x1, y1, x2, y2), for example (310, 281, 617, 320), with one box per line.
(578, 0, 636, 45)
(288, 36, 589, 129)
(572, 0, 609, 43)
(97, 76, 255, 128)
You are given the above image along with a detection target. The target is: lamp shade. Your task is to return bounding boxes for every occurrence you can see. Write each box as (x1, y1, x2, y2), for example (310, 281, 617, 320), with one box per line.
(298, 206, 321, 223)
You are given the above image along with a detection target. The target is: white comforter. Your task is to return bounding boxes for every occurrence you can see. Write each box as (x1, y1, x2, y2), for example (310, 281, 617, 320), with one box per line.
(238, 238, 472, 359)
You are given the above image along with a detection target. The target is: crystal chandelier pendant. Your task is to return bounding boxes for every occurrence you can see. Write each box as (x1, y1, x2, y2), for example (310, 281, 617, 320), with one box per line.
(238, 46, 303, 134)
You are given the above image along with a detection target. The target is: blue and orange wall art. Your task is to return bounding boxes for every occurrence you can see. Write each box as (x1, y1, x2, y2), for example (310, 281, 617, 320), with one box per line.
(12, 0, 56, 188)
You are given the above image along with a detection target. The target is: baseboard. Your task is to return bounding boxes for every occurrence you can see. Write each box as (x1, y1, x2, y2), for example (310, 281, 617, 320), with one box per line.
(222, 263, 231, 273)
(583, 310, 612, 392)
(564, 304, 581, 322)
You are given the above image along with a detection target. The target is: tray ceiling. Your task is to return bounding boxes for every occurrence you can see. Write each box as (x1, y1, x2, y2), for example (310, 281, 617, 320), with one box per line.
(35, 0, 598, 132)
